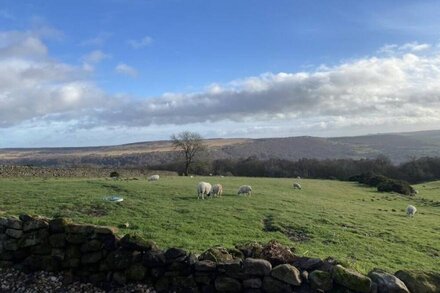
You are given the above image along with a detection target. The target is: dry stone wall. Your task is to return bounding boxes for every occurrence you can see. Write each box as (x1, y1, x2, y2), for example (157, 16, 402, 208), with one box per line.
(0, 215, 439, 293)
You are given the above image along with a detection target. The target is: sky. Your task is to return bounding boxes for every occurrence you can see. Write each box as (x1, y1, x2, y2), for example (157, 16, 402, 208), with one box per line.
(1, 0, 440, 147)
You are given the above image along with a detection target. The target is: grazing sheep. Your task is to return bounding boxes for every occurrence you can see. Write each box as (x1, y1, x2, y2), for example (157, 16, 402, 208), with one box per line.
(297, 176, 301, 179)
(238, 185, 252, 196)
(148, 174, 160, 181)
(406, 205, 417, 217)
(211, 184, 223, 197)
(190, 175, 194, 178)
(293, 182, 302, 190)
(197, 182, 212, 200)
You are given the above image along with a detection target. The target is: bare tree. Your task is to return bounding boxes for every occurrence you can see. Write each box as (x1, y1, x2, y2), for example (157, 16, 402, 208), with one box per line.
(171, 131, 206, 176)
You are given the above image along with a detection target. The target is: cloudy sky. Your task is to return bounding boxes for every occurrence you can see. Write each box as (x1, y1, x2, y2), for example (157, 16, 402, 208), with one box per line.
(1, 0, 440, 147)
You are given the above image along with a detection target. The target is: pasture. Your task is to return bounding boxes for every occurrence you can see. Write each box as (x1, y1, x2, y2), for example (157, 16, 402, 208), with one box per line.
(0, 176, 439, 273)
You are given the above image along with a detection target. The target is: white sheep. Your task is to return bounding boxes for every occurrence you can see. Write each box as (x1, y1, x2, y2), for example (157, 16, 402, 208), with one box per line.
(148, 174, 160, 181)
(238, 185, 252, 196)
(293, 182, 302, 190)
(211, 184, 223, 197)
(406, 205, 417, 217)
(197, 182, 212, 200)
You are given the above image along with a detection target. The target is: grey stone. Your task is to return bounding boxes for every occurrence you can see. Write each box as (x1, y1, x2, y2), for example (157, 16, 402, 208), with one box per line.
(243, 278, 263, 289)
(368, 269, 409, 293)
(270, 264, 302, 286)
(395, 270, 440, 293)
(262, 276, 292, 293)
(5, 229, 23, 239)
(49, 233, 66, 248)
(309, 270, 333, 291)
(243, 258, 272, 277)
(332, 264, 372, 293)
(214, 276, 242, 293)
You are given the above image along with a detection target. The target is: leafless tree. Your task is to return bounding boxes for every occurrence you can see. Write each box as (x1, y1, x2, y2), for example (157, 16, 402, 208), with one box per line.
(171, 131, 206, 176)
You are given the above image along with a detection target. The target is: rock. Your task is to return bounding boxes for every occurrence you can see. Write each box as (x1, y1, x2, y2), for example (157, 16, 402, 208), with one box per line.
(165, 247, 188, 261)
(22, 218, 49, 232)
(94, 226, 117, 234)
(243, 278, 263, 289)
(143, 250, 166, 267)
(113, 271, 127, 285)
(236, 241, 263, 258)
(81, 251, 103, 264)
(65, 245, 81, 259)
(368, 269, 409, 293)
(292, 256, 323, 271)
(332, 264, 372, 293)
(80, 239, 103, 252)
(199, 247, 234, 262)
(4, 239, 19, 251)
(49, 218, 70, 233)
(309, 270, 333, 291)
(395, 270, 440, 293)
(120, 234, 157, 251)
(51, 248, 65, 261)
(49, 233, 66, 248)
(19, 229, 49, 247)
(66, 224, 95, 234)
(262, 276, 293, 293)
(126, 263, 147, 281)
(3, 217, 22, 230)
(260, 240, 296, 266)
(214, 276, 242, 293)
(195, 260, 217, 272)
(270, 264, 302, 286)
(5, 229, 23, 239)
(301, 270, 309, 283)
(243, 258, 272, 277)
(217, 259, 243, 277)
(228, 247, 245, 259)
(65, 233, 87, 244)
(106, 249, 132, 270)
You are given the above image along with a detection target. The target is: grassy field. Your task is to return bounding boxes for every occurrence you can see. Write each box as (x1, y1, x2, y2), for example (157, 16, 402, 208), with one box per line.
(0, 176, 439, 273)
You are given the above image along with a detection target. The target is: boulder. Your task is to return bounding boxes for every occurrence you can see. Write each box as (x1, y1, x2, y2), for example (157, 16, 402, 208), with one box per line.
(19, 229, 49, 247)
(217, 259, 243, 277)
(49, 218, 70, 233)
(165, 247, 188, 262)
(309, 270, 333, 291)
(292, 256, 323, 271)
(243, 278, 263, 289)
(236, 241, 263, 258)
(195, 260, 217, 272)
(143, 250, 166, 268)
(214, 276, 242, 293)
(126, 263, 147, 281)
(3, 217, 22, 230)
(5, 229, 23, 239)
(199, 247, 234, 262)
(260, 240, 296, 266)
(120, 234, 157, 251)
(332, 264, 372, 293)
(368, 269, 409, 293)
(262, 276, 293, 293)
(395, 270, 440, 293)
(243, 258, 272, 277)
(270, 264, 302, 286)
(106, 249, 133, 270)
(81, 251, 103, 264)
(49, 233, 66, 248)
(80, 240, 103, 252)
(22, 217, 49, 232)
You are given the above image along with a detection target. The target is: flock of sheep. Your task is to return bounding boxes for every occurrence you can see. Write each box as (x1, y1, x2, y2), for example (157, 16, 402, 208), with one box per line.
(197, 182, 252, 199)
(147, 174, 417, 217)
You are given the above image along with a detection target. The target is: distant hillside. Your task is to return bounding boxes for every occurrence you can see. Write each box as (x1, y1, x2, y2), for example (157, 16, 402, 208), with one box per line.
(1, 130, 440, 167)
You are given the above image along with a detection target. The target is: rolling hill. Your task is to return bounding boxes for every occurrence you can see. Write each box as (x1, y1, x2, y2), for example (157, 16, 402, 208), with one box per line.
(1, 130, 440, 167)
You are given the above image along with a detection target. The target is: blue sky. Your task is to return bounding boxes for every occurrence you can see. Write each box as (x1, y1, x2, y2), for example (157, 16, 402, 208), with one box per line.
(1, 0, 440, 147)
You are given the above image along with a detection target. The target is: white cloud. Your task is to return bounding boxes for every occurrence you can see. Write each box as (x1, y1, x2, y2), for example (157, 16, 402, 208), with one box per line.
(79, 32, 112, 47)
(378, 42, 431, 54)
(82, 50, 110, 64)
(2, 30, 440, 146)
(127, 36, 153, 49)
(115, 63, 138, 77)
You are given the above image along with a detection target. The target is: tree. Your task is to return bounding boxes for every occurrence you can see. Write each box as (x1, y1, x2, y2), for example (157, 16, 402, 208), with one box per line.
(171, 131, 206, 176)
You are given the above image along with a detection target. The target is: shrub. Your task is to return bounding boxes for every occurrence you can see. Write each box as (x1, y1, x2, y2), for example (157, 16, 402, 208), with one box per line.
(110, 171, 120, 178)
(377, 179, 414, 196)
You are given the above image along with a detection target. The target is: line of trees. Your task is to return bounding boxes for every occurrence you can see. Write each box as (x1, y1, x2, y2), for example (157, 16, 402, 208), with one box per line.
(153, 155, 440, 184)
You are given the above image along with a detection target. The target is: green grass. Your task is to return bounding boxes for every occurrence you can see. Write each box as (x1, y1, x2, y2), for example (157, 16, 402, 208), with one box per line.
(0, 176, 439, 273)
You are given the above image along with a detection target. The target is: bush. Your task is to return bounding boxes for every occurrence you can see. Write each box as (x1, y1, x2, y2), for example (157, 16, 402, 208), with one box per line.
(110, 171, 120, 178)
(377, 179, 414, 196)
(366, 175, 390, 187)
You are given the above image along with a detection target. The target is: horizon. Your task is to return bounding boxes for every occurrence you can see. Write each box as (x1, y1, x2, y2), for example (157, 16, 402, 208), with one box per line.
(2, 1, 440, 147)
